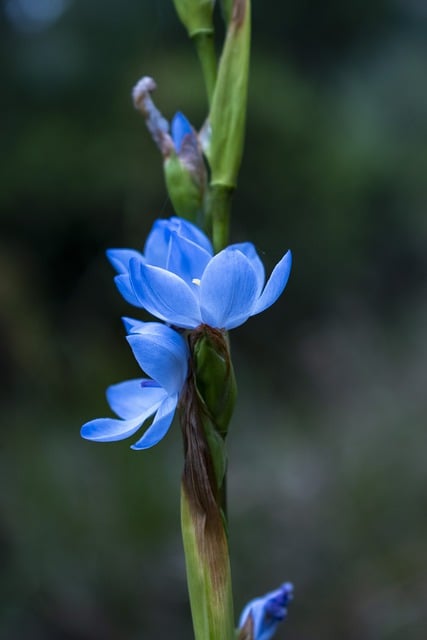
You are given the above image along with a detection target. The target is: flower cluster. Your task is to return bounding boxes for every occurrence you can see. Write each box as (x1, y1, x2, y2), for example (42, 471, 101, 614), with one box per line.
(81, 216, 291, 449)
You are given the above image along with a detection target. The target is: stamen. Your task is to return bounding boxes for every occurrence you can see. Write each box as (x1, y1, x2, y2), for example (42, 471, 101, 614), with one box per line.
(192, 278, 201, 286)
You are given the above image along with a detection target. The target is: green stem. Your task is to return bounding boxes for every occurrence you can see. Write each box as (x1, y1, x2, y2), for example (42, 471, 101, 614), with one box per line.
(192, 31, 217, 106)
(206, 183, 234, 252)
(179, 359, 235, 640)
(181, 487, 235, 640)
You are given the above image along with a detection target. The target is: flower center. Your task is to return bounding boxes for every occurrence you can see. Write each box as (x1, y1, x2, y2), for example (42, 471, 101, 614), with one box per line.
(192, 278, 201, 286)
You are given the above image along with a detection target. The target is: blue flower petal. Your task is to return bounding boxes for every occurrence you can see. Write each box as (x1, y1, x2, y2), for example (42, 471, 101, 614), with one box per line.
(144, 217, 213, 266)
(172, 217, 213, 255)
(252, 250, 292, 316)
(166, 232, 212, 284)
(171, 112, 193, 153)
(80, 413, 150, 443)
(130, 260, 201, 328)
(199, 247, 260, 329)
(143, 220, 173, 268)
(122, 316, 147, 334)
(107, 248, 144, 274)
(127, 323, 189, 394)
(131, 393, 178, 450)
(231, 242, 265, 296)
(114, 274, 142, 307)
(106, 379, 167, 420)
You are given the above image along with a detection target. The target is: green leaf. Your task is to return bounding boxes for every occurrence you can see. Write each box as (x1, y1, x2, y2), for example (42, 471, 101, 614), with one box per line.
(206, 0, 251, 188)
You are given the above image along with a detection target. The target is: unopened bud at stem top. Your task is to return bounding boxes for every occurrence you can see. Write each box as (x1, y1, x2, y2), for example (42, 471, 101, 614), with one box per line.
(133, 78, 206, 221)
(172, 0, 215, 37)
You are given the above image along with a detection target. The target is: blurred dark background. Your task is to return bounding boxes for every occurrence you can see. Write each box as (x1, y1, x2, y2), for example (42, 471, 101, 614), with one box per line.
(1, 0, 426, 638)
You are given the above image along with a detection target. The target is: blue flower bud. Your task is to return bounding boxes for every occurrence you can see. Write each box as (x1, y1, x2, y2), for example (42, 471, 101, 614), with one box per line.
(133, 80, 206, 220)
(171, 112, 193, 153)
(164, 113, 207, 219)
(238, 583, 294, 640)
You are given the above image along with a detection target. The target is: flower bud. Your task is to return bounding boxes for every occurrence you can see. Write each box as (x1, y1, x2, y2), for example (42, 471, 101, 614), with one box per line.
(172, 0, 215, 37)
(191, 325, 237, 439)
(238, 583, 293, 640)
(164, 113, 207, 219)
(133, 81, 206, 220)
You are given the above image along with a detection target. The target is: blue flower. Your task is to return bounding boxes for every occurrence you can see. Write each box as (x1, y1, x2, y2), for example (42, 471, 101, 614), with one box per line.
(108, 217, 292, 331)
(238, 583, 293, 640)
(80, 321, 189, 450)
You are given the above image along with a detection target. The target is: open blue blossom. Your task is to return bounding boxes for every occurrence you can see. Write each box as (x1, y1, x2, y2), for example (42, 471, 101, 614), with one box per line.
(108, 216, 292, 331)
(238, 583, 293, 640)
(80, 321, 189, 450)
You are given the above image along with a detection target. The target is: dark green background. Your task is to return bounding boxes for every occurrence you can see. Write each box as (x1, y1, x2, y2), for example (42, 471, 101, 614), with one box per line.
(1, 1, 426, 638)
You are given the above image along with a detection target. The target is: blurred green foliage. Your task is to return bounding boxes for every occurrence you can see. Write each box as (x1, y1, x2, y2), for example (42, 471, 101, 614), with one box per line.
(1, 1, 426, 638)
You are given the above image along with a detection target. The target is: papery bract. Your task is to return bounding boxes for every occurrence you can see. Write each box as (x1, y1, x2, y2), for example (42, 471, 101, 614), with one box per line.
(80, 321, 189, 450)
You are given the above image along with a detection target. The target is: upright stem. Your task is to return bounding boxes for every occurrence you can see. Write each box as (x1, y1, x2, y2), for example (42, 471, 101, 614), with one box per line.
(206, 183, 234, 252)
(179, 362, 235, 640)
(181, 487, 235, 640)
(192, 31, 217, 106)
